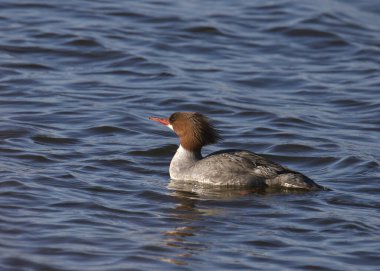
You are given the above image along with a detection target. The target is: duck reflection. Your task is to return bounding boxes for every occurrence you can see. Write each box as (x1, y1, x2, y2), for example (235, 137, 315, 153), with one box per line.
(168, 179, 266, 199)
(159, 180, 315, 266)
(159, 180, 259, 266)
(160, 188, 205, 266)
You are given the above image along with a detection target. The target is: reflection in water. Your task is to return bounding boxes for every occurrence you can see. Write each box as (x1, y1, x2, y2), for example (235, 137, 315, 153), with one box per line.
(160, 181, 317, 267)
(167, 179, 318, 199)
(168, 180, 262, 200)
(160, 183, 326, 266)
(160, 189, 211, 266)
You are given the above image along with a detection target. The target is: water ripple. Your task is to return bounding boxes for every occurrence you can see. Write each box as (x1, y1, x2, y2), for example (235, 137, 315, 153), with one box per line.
(0, 0, 379, 270)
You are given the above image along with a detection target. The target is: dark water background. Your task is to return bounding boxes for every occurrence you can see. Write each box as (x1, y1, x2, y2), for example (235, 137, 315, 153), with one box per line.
(1, 0, 380, 270)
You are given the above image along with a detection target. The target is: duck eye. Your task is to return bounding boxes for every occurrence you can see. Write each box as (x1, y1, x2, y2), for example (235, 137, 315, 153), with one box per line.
(169, 113, 177, 123)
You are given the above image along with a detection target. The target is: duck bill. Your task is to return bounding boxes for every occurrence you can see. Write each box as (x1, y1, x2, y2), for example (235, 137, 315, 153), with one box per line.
(149, 116, 170, 126)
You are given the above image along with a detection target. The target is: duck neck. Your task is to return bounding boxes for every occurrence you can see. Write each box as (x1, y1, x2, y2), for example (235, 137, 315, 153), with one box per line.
(169, 145, 202, 180)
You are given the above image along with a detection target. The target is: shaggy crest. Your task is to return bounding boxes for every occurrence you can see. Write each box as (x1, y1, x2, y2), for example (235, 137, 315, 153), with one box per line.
(169, 112, 221, 151)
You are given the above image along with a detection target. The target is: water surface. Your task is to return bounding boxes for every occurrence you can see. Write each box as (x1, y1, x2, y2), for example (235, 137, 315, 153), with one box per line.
(0, 0, 379, 270)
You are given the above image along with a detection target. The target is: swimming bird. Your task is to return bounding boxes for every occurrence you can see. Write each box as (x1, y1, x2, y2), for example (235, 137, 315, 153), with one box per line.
(149, 112, 325, 190)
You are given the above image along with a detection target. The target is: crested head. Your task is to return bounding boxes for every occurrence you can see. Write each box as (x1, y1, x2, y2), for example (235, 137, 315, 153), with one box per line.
(168, 112, 221, 152)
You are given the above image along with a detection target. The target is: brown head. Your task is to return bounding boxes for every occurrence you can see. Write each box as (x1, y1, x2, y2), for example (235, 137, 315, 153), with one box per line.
(149, 112, 221, 152)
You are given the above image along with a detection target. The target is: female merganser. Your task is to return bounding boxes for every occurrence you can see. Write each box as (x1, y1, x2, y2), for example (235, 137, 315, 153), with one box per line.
(149, 112, 325, 190)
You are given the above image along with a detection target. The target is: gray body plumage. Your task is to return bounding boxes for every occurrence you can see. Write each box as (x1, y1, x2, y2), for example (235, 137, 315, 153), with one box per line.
(170, 145, 324, 190)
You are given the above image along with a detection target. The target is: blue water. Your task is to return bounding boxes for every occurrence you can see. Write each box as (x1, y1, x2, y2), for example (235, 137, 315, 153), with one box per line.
(0, 1, 379, 270)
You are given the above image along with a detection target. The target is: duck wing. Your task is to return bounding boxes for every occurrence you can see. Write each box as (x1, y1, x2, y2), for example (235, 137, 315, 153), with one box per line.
(203, 150, 291, 178)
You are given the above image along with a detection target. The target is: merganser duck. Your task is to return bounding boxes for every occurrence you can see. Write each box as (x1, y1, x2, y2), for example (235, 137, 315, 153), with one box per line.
(149, 112, 325, 190)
